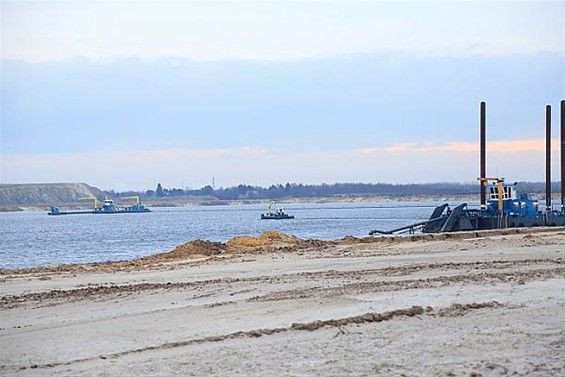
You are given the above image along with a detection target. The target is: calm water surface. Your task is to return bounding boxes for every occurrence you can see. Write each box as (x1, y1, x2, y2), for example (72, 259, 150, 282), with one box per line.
(0, 202, 453, 269)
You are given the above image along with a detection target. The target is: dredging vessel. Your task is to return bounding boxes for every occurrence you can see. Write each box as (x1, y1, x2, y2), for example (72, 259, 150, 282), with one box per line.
(48, 196, 150, 215)
(370, 100, 565, 235)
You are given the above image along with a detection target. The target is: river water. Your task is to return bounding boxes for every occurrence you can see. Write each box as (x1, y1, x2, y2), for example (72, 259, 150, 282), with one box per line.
(0, 202, 452, 269)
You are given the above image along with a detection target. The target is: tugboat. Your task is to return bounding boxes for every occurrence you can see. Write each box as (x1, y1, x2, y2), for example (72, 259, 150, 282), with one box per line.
(261, 201, 294, 220)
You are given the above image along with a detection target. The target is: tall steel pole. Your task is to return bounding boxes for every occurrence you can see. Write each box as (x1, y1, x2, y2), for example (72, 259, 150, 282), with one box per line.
(480, 101, 487, 208)
(561, 100, 565, 213)
(546, 105, 552, 211)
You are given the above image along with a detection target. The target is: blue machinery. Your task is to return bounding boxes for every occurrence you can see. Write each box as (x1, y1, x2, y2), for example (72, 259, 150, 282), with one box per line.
(370, 100, 565, 235)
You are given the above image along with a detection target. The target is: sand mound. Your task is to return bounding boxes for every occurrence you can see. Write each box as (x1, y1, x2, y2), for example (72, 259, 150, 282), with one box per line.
(150, 239, 226, 259)
(147, 231, 307, 260)
(226, 230, 301, 252)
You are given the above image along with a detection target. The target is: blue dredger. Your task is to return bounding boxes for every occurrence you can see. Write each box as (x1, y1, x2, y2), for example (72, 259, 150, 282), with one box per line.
(370, 100, 565, 235)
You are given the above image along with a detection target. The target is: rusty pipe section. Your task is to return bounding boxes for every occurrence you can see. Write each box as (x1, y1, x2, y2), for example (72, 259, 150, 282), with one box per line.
(480, 101, 486, 208)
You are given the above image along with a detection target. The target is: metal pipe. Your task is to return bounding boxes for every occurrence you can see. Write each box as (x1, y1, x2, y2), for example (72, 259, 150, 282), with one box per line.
(480, 101, 486, 208)
(561, 100, 565, 212)
(546, 105, 551, 211)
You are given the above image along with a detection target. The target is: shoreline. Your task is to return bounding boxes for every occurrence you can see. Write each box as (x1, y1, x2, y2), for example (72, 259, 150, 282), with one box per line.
(0, 194, 481, 213)
(2, 226, 564, 276)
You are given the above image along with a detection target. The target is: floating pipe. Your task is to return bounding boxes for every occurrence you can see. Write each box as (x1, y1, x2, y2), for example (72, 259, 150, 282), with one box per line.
(546, 105, 551, 211)
(480, 101, 486, 208)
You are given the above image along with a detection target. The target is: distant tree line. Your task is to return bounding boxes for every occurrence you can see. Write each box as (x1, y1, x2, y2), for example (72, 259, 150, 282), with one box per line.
(106, 181, 559, 201)
(105, 181, 505, 201)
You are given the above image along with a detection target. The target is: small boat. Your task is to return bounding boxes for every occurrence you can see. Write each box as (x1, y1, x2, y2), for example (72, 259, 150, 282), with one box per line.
(261, 201, 294, 220)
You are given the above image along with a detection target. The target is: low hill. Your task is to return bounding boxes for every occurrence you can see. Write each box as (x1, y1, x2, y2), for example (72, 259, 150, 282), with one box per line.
(0, 183, 105, 209)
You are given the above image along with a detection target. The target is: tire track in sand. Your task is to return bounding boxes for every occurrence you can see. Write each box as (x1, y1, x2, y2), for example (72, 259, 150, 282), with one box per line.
(9, 301, 502, 372)
(1, 259, 562, 308)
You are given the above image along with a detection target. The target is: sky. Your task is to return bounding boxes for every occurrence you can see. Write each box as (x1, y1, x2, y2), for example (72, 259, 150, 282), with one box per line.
(1, 0, 564, 191)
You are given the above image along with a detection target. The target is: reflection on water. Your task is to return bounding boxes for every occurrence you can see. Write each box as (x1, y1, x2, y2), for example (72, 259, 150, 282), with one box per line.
(0, 202, 448, 268)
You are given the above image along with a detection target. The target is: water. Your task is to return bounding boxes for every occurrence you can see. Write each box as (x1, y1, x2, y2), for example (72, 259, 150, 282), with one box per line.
(0, 202, 445, 269)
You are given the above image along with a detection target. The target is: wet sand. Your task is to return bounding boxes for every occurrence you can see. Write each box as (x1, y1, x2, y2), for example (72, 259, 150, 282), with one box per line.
(1, 228, 564, 376)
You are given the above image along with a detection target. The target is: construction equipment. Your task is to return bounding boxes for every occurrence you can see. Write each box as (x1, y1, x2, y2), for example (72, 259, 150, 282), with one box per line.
(49, 196, 150, 215)
(477, 177, 505, 214)
(369, 100, 565, 235)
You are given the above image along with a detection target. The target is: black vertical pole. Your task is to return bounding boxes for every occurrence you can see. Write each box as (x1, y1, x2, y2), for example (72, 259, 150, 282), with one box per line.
(546, 105, 552, 211)
(480, 101, 486, 208)
(561, 100, 565, 213)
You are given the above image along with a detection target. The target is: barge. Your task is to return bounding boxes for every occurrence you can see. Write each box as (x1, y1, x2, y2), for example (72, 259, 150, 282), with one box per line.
(48, 197, 150, 215)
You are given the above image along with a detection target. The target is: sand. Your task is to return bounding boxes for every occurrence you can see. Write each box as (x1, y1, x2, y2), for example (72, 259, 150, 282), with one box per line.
(1, 228, 564, 376)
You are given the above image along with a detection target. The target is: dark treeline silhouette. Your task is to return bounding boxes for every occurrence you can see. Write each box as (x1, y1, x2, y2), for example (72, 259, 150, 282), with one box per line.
(109, 181, 560, 201)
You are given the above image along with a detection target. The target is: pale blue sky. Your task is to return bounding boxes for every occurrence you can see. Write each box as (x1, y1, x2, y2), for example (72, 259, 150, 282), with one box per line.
(1, 1, 564, 191)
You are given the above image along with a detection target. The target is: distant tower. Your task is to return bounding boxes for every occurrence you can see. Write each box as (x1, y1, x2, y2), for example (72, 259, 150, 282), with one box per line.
(212, 176, 215, 190)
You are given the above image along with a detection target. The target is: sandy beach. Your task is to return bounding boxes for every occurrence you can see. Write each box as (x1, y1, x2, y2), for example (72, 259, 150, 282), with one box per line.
(1, 228, 564, 376)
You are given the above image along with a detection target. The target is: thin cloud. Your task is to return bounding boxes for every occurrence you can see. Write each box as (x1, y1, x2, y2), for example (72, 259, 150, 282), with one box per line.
(431, 139, 550, 153)
(359, 139, 558, 154)
(238, 146, 268, 156)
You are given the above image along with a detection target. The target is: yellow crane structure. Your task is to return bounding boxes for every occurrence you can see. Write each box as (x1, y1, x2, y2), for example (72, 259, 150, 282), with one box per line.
(477, 177, 505, 214)
(119, 196, 140, 204)
(78, 197, 98, 209)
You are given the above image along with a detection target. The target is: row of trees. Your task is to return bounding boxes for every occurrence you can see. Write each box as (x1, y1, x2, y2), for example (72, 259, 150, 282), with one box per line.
(110, 181, 509, 200)
(108, 181, 560, 201)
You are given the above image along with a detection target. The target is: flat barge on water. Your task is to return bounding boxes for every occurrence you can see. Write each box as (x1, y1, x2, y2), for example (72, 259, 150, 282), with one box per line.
(48, 197, 150, 215)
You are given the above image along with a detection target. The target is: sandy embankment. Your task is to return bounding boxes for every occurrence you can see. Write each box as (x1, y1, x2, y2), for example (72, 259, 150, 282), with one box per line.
(1, 228, 564, 376)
